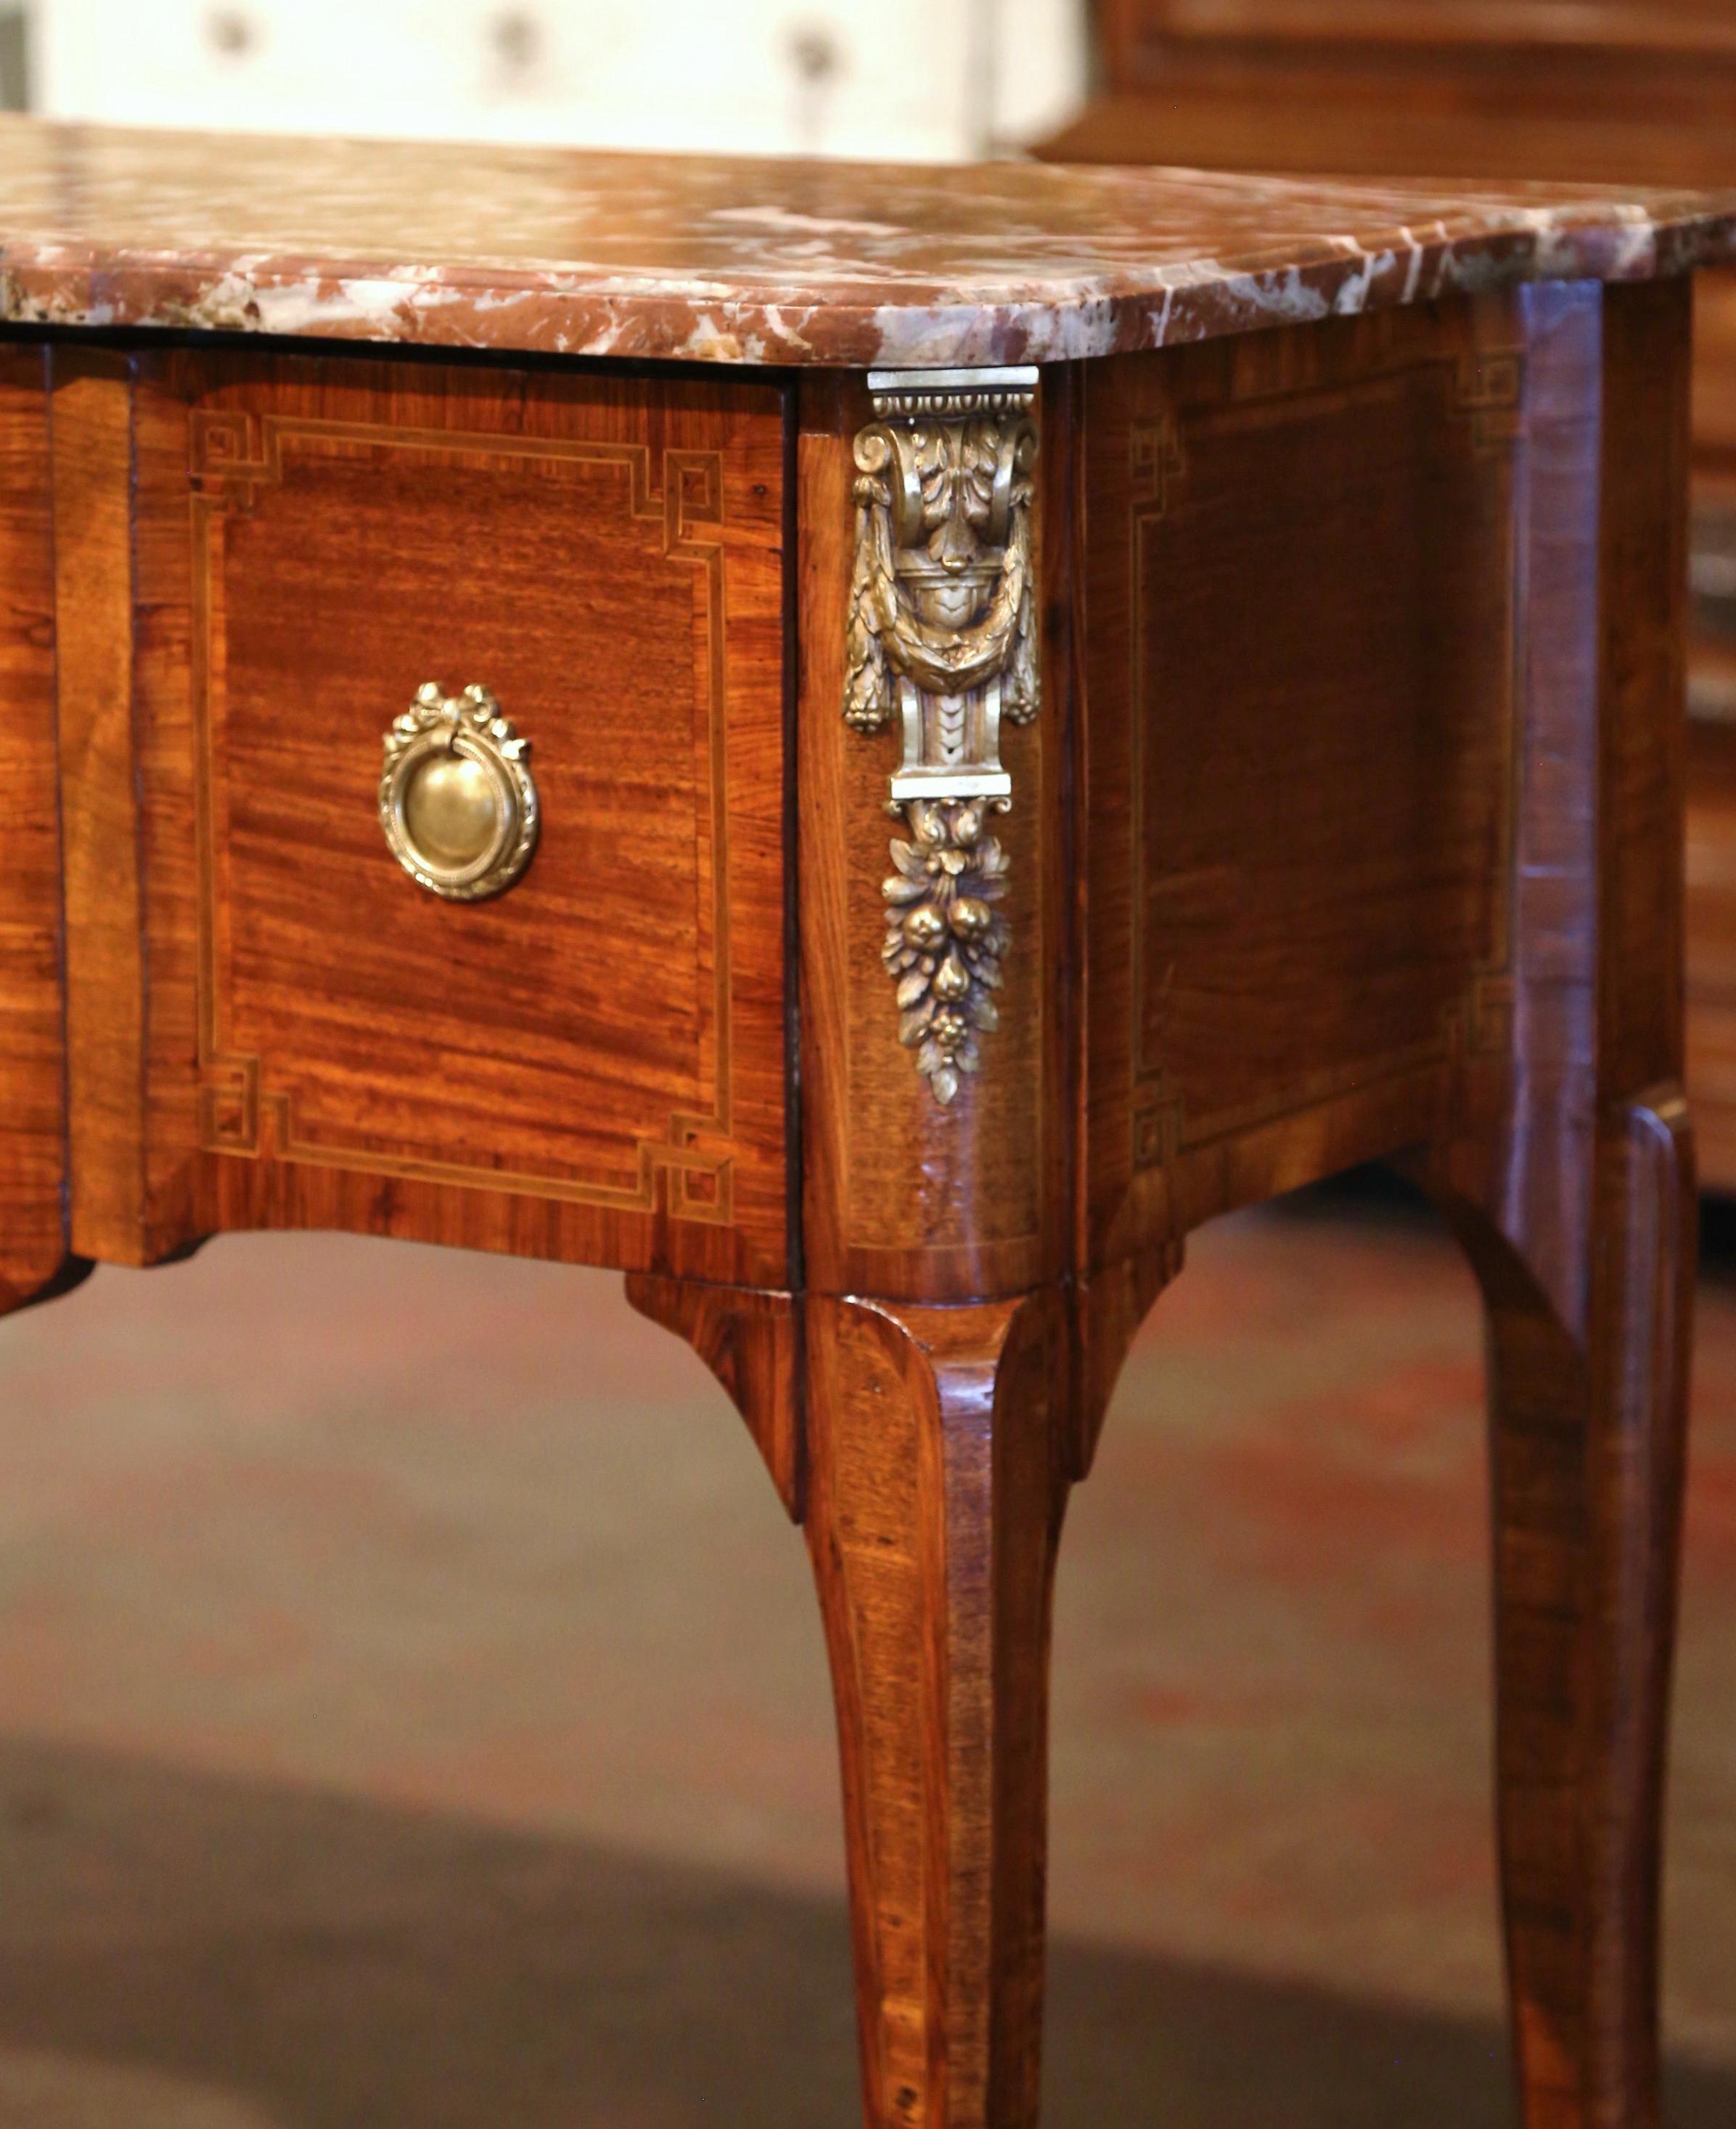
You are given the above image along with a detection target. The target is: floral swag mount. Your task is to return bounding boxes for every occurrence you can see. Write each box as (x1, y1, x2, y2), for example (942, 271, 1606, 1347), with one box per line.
(841, 367, 1040, 1106)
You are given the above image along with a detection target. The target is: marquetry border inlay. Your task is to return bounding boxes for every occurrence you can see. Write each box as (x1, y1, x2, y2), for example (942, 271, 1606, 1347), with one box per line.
(1126, 344, 1526, 1172)
(189, 409, 737, 1223)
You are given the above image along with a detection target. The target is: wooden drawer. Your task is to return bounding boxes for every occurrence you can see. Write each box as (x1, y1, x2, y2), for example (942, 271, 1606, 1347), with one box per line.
(54, 350, 790, 1286)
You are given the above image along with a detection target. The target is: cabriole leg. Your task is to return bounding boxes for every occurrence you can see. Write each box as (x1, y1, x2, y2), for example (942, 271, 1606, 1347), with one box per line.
(805, 1289, 1072, 2129)
(1428, 1094, 1692, 2129)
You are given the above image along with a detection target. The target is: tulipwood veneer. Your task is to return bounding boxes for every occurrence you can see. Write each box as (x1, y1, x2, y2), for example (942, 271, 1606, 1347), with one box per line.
(0, 118, 1728, 2129)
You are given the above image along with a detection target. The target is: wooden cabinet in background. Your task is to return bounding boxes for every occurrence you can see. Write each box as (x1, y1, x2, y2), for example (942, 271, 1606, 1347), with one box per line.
(1047, 0, 1736, 1184)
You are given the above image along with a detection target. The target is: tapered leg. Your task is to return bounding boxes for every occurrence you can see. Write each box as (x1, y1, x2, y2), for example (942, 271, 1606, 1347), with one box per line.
(805, 1289, 1072, 2129)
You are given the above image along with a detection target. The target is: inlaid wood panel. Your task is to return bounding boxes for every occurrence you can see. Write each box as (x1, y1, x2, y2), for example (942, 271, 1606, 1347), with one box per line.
(0, 347, 76, 1308)
(1081, 295, 1531, 1273)
(1052, 0, 1736, 1195)
(64, 351, 790, 1285)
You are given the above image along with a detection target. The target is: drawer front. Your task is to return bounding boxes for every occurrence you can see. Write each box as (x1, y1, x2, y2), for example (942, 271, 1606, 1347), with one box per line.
(72, 350, 789, 1284)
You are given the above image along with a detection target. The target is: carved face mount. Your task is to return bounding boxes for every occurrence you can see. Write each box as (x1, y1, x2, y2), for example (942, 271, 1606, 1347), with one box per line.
(843, 367, 1039, 1105)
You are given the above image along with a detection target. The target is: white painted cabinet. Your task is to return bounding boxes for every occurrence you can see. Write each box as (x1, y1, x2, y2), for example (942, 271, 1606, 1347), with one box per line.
(28, 0, 1085, 159)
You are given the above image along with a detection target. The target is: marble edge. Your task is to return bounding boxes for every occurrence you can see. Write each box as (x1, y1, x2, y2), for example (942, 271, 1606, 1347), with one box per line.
(2, 198, 1733, 369)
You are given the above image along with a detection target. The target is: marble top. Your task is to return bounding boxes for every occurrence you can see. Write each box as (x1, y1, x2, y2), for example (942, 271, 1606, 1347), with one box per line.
(3, 118, 1734, 369)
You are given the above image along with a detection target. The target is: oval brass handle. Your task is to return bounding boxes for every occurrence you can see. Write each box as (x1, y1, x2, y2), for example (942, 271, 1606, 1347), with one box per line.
(379, 684, 539, 901)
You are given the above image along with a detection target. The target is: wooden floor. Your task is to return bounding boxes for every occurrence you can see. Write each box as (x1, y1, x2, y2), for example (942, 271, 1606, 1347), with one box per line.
(0, 1188, 1729, 2127)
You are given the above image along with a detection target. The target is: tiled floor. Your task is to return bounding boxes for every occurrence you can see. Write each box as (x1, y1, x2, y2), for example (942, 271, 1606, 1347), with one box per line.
(0, 1189, 1729, 2125)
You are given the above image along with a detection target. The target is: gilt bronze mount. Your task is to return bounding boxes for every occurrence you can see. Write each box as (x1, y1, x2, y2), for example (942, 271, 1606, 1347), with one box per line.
(380, 683, 539, 902)
(843, 366, 1040, 1105)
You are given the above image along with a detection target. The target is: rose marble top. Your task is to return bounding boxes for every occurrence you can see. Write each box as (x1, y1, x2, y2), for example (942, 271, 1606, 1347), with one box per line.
(2, 118, 1735, 369)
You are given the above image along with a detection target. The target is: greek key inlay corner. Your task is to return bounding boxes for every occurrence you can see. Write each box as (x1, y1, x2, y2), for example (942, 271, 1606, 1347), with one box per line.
(842, 365, 1040, 1107)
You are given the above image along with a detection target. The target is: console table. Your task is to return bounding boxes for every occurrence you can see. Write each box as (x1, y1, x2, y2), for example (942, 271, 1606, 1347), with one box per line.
(1, 120, 1730, 2129)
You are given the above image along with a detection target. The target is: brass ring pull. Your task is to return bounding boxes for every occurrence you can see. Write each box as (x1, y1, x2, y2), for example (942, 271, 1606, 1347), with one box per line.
(380, 684, 539, 901)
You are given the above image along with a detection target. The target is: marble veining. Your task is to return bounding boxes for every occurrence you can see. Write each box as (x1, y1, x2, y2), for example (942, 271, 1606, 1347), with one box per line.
(1, 119, 1733, 367)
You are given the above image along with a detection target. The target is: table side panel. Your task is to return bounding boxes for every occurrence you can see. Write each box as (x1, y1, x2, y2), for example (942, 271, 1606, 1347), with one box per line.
(94, 350, 791, 1284)
(1083, 294, 1536, 1270)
